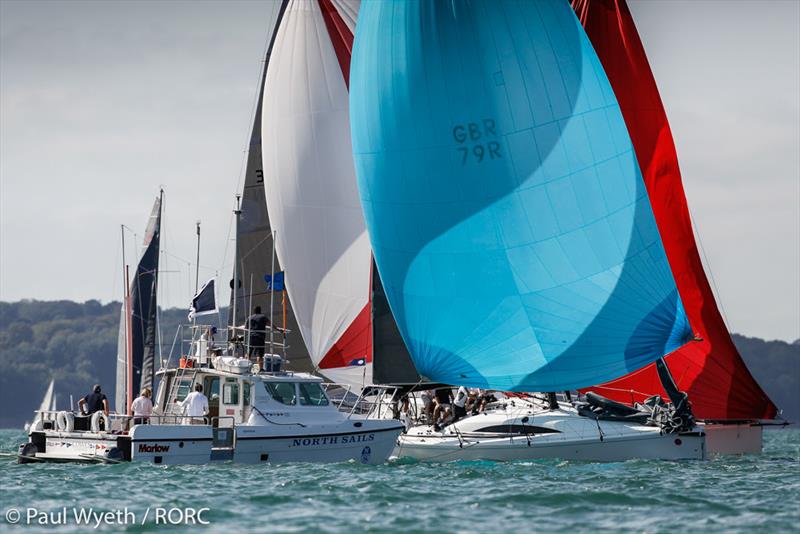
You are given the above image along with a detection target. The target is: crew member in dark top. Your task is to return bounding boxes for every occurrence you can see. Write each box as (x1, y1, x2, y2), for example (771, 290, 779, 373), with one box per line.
(78, 384, 109, 416)
(432, 387, 454, 430)
(247, 306, 270, 370)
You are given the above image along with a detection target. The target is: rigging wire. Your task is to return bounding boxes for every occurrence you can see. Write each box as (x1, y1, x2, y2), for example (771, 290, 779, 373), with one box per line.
(685, 202, 734, 332)
(218, 2, 281, 289)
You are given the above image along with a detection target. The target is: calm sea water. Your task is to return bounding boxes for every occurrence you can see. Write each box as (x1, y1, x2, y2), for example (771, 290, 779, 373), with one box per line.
(1, 428, 797, 533)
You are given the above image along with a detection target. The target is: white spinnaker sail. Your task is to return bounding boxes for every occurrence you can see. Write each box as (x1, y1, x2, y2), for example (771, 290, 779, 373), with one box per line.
(261, 0, 372, 389)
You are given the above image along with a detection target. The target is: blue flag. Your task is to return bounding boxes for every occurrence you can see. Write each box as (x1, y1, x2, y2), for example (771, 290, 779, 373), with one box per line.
(264, 271, 285, 291)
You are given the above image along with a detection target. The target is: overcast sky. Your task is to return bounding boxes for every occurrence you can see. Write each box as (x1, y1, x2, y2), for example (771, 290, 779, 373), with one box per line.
(1, 0, 798, 342)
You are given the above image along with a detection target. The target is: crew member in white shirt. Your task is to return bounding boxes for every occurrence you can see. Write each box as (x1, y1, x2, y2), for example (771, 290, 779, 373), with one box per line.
(131, 387, 153, 425)
(453, 386, 469, 422)
(180, 383, 209, 424)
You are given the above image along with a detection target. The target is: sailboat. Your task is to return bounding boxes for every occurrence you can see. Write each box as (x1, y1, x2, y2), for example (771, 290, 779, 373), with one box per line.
(570, 0, 781, 454)
(349, 0, 706, 460)
(24, 379, 55, 432)
(115, 192, 163, 415)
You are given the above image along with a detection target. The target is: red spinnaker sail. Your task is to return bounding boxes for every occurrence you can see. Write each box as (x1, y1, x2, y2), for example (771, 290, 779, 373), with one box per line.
(572, 0, 777, 420)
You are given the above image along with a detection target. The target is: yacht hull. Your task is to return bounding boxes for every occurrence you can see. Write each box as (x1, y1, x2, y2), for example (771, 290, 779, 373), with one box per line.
(396, 429, 705, 462)
(394, 405, 706, 462)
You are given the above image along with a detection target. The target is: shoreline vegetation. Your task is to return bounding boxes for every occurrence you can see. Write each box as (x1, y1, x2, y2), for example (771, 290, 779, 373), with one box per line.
(0, 299, 797, 427)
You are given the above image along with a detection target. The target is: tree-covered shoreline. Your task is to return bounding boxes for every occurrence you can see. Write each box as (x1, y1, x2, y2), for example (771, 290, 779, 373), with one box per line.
(1, 299, 797, 427)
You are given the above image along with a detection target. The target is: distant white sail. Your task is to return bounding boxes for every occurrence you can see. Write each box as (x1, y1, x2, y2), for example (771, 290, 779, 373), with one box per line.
(26, 379, 54, 430)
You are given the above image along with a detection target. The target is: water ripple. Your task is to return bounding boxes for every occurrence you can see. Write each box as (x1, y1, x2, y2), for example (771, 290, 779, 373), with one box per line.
(0, 429, 797, 532)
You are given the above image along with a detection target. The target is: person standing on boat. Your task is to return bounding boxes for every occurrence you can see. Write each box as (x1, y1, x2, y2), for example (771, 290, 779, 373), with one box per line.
(78, 384, 109, 416)
(180, 383, 208, 424)
(432, 388, 453, 429)
(131, 387, 153, 425)
(247, 306, 270, 370)
(452, 386, 469, 422)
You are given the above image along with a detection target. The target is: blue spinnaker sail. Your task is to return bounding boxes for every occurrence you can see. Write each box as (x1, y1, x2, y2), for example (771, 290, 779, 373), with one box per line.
(349, 0, 693, 391)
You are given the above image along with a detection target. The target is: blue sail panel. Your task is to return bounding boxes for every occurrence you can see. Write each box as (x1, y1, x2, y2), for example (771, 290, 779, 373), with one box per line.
(349, 0, 693, 391)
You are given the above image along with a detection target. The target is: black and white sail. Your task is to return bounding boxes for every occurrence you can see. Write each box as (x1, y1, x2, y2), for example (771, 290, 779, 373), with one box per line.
(230, 0, 312, 373)
(115, 193, 162, 412)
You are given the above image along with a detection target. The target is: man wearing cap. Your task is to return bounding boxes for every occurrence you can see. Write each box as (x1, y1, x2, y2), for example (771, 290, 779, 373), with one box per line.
(78, 384, 109, 416)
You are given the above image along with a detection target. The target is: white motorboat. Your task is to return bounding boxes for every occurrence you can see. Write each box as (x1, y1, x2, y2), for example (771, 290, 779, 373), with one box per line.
(394, 393, 705, 462)
(19, 353, 403, 465)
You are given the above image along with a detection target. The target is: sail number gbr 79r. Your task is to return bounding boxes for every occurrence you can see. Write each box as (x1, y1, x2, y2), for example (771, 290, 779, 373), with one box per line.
(453, 119, 502, 165)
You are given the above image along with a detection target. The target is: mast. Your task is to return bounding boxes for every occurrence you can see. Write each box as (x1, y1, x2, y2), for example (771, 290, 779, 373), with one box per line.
(118, 225, 128, 413)
(125, 265, 133, 415)
(232, 195, 241, 331)
(269, 229, 275, 355)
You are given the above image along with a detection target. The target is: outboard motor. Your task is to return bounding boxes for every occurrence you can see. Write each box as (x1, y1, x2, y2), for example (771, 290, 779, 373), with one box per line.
(18, 443, 38, 464)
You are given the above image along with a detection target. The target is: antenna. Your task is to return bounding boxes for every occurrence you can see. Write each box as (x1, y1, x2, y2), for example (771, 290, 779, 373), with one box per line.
(195, 220, 201, 293)
(232, 195, 242, 329)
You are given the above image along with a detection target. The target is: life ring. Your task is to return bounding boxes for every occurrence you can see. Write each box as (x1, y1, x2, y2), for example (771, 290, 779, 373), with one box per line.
(56, 411, 74, 432)
(91, 411, 109, 433)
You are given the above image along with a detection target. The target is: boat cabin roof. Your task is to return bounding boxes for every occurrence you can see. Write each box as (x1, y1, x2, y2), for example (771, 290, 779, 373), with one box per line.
(156, 366, 323, 384)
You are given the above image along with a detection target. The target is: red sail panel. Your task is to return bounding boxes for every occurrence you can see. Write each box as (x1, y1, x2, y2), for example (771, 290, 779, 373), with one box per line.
(572, 0, 777, 420)
(318, 0, 354, 87)
(315, 0, 373, 370)
(318, 303, 373, 369)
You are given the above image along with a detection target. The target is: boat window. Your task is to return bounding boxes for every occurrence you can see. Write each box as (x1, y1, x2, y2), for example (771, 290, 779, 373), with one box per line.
(243, 382, 251, 406)
(298, 382, 329, 406)
(264, 382, 296, 405)
(174, 378, 193, 402)
(205, 377, 220, 406)
(223, 383, 239, 405)
(475, 425, 560, 435)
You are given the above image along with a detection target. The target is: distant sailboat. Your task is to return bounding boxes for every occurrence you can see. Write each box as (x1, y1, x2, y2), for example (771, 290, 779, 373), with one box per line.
(24, 379, 54, 432)
(115, 193, 162, 414)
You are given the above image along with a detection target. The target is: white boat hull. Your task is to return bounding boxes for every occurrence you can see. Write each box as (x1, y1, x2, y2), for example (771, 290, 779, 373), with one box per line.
(232, 423, 401, 465)
(23, 421, 403, 466)
(396, 429, 705, 462)
(394, 403, 706, 462)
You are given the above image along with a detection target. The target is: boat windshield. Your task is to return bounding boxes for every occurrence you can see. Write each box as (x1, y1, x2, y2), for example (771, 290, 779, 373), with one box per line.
(298, 382, 329, 406)
(264, 382, 296, 405)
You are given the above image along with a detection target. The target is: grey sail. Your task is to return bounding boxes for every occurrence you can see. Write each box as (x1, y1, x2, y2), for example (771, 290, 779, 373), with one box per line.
(115, 193, 162, 412)
(371, 260, 426, 386)
(231, 0, 313, 373)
